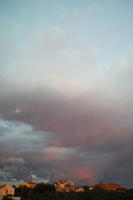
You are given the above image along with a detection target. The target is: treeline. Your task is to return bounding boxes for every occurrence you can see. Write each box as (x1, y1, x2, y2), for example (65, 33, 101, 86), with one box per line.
(14, 183, 133, 200)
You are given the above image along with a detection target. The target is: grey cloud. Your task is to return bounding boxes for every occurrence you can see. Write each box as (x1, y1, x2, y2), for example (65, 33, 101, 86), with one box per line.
(1, 44, 133, 184)
(0, 79, 133, 184)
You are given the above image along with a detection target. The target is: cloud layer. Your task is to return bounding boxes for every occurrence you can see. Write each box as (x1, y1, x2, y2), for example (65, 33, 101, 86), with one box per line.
(0, 75, 133, 186)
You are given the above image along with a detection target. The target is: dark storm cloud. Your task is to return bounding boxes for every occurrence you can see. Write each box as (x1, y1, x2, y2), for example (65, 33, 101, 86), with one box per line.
(0, 79, 133, 185)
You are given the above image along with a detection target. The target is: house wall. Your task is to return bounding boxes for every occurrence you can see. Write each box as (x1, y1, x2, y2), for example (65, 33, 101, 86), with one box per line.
(75, 188, 84, 192)
(55, 181, 74, 192)
(0, 185, 15, 196)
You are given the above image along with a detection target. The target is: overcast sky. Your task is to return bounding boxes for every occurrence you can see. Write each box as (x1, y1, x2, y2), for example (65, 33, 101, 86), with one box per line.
(0, 0, 133, 187)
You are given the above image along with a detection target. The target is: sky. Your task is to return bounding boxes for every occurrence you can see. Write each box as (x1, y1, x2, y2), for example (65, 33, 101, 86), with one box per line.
(0, 0, 133, 187)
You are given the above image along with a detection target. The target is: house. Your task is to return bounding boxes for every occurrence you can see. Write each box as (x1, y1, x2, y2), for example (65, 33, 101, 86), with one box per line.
(54, 180, 74, 192)
(89, 182, 126, 191)
(75, 187, 84, 192)
(0, 184, 15, 197)
(16, 182, 37, 189)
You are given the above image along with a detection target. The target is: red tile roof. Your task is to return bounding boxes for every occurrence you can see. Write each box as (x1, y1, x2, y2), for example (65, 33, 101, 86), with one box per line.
(57, 180, 69, 184)
(56, 180, 74, 184)
(90, 182, 126, 191)
(15, 182, 37, 188)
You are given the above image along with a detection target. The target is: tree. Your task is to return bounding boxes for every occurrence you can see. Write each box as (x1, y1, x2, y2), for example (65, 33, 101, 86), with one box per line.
(15, 186, 31, 200)
(82, 185, 89, 191)
(30, 183, 55, 200)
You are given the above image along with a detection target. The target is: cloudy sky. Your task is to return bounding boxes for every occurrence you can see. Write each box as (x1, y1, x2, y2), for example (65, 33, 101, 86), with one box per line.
(0, 0, 133, 186)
